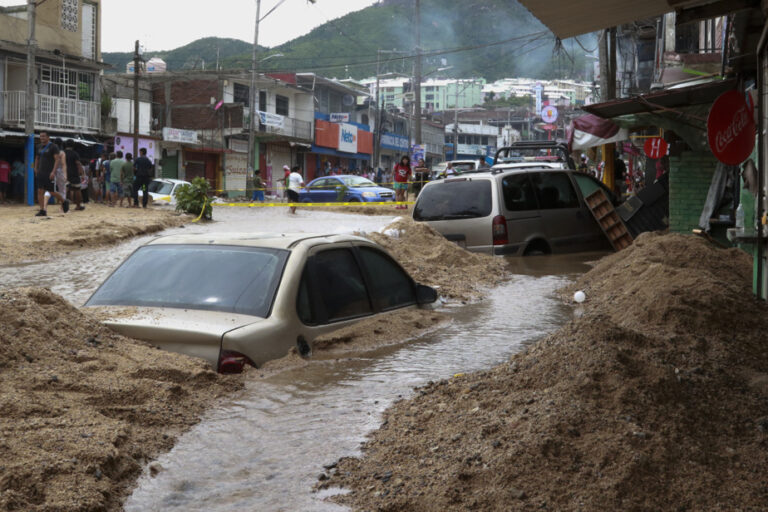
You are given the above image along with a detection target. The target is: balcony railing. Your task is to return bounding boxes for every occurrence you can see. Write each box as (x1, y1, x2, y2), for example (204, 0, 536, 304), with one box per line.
(245, 108, 312, 142)
(1, 90, 100, 133)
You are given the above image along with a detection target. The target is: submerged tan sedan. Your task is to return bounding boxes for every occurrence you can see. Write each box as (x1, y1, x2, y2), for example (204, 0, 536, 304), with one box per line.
(85, 232, 437, 373)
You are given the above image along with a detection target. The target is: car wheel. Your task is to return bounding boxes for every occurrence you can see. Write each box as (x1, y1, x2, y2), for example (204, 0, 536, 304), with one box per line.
(349, 197, 362, 202)
(523, 239, 551, 256)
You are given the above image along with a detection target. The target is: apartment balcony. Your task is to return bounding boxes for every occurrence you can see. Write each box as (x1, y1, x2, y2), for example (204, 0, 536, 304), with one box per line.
(1, 91, 101, 133)
(244, 108, 313, 142)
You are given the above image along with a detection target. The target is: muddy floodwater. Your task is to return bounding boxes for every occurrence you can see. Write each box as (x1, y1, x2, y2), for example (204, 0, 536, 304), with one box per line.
(0, 206, 600, 511)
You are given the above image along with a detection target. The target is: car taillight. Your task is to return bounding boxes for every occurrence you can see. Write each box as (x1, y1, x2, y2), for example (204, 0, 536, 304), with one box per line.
(217, 350, 255, 374)
(492, 215, 508, 245)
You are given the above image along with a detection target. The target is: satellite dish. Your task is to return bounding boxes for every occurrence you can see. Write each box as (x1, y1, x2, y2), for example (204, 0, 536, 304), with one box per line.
(342, 94, 355, 106)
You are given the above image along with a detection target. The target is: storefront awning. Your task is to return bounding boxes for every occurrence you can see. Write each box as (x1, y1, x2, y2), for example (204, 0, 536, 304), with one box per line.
(581, 78, 737, 119)
(518, 0, 733, 39)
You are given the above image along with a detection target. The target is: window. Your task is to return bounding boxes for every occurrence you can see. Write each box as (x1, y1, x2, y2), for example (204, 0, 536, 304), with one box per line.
(502, 174, 538, 212)
(426, 94, 434, 100)
(39, 64, 95, 101)
(234, 83, 250, 106)
(61, 0, 78, 32)
(82, 2, 97, 60)
(357, 247, 416, 311)
(481, 136, 489, 145)
(531, 172, 579, 209)
(414, 180, 493, 221)
(276, 94, 289, 116)
(309, 178, 332, 190)
(298, 249, 372, 324)
(258, 91, 267, 112)
(458, 135, 466, 144)
(86, 245, 289, 318)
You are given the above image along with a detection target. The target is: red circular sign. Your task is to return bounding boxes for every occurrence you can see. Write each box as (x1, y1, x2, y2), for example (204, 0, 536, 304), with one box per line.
(643, 137, 668, 159)
(707, 90, 755, 165)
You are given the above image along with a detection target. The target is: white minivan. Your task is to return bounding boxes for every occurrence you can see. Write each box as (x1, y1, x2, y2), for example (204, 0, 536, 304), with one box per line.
(413, 167, 616, 256)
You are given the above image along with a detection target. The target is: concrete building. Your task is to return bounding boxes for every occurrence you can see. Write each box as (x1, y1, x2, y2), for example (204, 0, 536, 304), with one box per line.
(363, 77, 486, 113)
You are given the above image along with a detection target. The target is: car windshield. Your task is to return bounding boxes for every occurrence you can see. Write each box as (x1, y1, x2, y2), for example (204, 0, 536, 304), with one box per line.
(341, 176, 377, 187)
(414, 180, 492, 221)
(148, 181, 174, 195)
(86, 244, 289, 317)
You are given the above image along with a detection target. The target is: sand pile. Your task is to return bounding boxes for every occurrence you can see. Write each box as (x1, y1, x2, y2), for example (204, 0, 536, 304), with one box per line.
(365, 217, 508, 301)
(0, 288, 241, 512)
(322, 233, 768, 511)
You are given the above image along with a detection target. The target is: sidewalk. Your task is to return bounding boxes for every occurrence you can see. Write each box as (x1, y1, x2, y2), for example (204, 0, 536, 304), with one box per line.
(0, 203, 189, 266)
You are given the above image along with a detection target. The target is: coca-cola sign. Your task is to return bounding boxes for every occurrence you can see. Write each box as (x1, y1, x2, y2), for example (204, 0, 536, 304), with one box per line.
(707, 90, 755, 165)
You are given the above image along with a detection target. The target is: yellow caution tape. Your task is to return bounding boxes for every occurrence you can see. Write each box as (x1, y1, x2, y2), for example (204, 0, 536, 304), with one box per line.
(213, 201, 415, 208)
(191, 198, 210, 223)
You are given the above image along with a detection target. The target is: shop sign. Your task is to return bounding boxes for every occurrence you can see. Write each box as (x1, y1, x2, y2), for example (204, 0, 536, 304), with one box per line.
(410, 144, 425, 164)
(330, 113, 350, 123)
(380, 132, 409, 151)
(643, 137, 668, 159)
(162, 127, 198, 144)
(258, 111, 285, 129)
(338, 123, 358, 153)
(707, 90, 755, 165)
(225, 152, 248, 192)
(541, 105, 558, 124)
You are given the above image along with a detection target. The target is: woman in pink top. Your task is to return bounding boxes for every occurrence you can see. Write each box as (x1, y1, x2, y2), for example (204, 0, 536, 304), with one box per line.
(392, 155, 412, 209)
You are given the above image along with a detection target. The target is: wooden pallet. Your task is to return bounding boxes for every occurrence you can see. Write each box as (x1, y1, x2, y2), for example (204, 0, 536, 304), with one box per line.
(585, 189, 634, 251)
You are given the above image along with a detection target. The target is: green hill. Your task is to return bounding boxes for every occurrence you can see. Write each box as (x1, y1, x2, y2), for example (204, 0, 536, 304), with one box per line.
(102, 37, 256, 73)
(222, 0, 596, 81)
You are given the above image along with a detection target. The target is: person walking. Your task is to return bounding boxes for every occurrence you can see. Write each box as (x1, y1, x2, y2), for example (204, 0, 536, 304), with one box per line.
(133, 148, 153, 208)
(251, 170, 265, 202)
(34, 131, 69, 216)
(108, 151, 124, 207)
(63, 140, 85, 211)
(120, 153, 135, 208)
(286, 166, 304, 214)
(393, 155, 412, 209)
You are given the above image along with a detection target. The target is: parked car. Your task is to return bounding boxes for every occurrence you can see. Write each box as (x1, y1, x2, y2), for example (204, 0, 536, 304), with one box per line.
(432, 159, 486, 179)
(413, 167, 616, 256)
(299, 175, 395, 202)
(493, 141, 576, 170)
(137, 178, 192, 205)
(84, 233, 437, 373)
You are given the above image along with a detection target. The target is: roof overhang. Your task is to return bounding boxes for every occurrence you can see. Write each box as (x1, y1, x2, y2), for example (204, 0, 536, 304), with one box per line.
(518, 0, 755, 39)
(581, 78, 737, 118)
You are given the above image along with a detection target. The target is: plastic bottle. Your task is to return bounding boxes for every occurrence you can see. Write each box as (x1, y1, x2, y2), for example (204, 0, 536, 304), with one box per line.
(735, 203, 745, 234)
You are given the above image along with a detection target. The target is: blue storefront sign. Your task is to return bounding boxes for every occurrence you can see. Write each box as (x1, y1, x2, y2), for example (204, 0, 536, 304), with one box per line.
(380, 132, 409, 151)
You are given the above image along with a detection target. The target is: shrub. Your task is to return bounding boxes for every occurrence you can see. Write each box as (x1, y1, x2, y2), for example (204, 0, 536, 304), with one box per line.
(175, 177, 212, 220)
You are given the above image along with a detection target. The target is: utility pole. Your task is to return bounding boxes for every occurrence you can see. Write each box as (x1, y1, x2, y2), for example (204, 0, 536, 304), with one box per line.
(413, 0, 422, 146)
(24, 0, 36, 206)
(133, 40, 140, 162)
(247, 0, 262, 178)
(598, 27, 617, 190)
(374, 50, 381, 171)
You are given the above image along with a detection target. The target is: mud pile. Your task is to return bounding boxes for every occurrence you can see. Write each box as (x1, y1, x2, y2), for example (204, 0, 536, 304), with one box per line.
(0, 204, 188, 265)
(323, 233, 768, 511)
(366, 217, 508, 301)
(0, 288, 241, 512)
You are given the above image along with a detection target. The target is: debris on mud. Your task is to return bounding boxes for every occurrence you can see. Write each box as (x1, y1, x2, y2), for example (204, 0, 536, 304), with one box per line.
(322, 232, 768, 511)
(0, 287, 242, 512)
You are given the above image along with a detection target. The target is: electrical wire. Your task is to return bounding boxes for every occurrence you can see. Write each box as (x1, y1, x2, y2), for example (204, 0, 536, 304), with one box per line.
(573, 34, 599, 54)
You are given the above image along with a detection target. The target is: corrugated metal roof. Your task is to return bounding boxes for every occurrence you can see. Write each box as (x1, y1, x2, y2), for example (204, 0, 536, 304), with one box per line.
(518, 0, 706, 39)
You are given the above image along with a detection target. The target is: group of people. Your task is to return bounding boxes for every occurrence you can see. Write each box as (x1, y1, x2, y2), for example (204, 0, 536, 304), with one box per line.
(28, 130, 155, 217)
(392, 156, 430, 208)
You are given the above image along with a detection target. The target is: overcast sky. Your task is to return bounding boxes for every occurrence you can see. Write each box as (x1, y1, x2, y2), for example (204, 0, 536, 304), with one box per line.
(0, 0, 378, 52)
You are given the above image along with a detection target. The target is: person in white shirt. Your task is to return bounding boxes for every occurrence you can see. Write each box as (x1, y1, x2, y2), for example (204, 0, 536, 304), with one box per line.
(286, 166, 304, 214)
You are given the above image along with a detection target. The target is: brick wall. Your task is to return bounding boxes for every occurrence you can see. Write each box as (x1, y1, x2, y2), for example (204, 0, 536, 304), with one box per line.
(668, 151, 718, 233)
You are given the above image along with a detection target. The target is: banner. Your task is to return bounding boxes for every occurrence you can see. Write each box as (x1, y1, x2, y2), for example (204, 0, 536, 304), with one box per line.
(258, 111, 285, 129)
(338, 123, 358, 153)
(162, 127, 198, 144)
(115, 136, 158, 163)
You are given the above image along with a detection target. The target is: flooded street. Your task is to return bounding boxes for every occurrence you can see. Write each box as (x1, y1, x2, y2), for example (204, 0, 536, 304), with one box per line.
(0, 207, 599, 511)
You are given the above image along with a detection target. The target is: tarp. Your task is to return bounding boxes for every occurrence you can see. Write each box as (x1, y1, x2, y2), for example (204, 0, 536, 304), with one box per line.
(567, 114, 629, 151)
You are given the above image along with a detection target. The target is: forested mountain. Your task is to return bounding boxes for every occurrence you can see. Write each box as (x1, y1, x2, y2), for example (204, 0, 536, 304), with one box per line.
(103, 1, 595, 81)
(102, 37, 255, 73)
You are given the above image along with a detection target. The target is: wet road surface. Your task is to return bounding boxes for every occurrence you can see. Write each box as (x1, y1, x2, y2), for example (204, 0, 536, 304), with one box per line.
(0, 206, 601, 511)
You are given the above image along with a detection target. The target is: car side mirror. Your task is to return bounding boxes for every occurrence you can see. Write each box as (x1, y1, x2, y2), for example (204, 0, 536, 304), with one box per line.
(415, 284, 438, 305)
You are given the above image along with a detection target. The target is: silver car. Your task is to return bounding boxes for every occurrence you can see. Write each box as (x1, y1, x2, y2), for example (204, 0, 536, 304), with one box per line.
(413, 168, 615, 256)
(85, 233, 437, 373)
